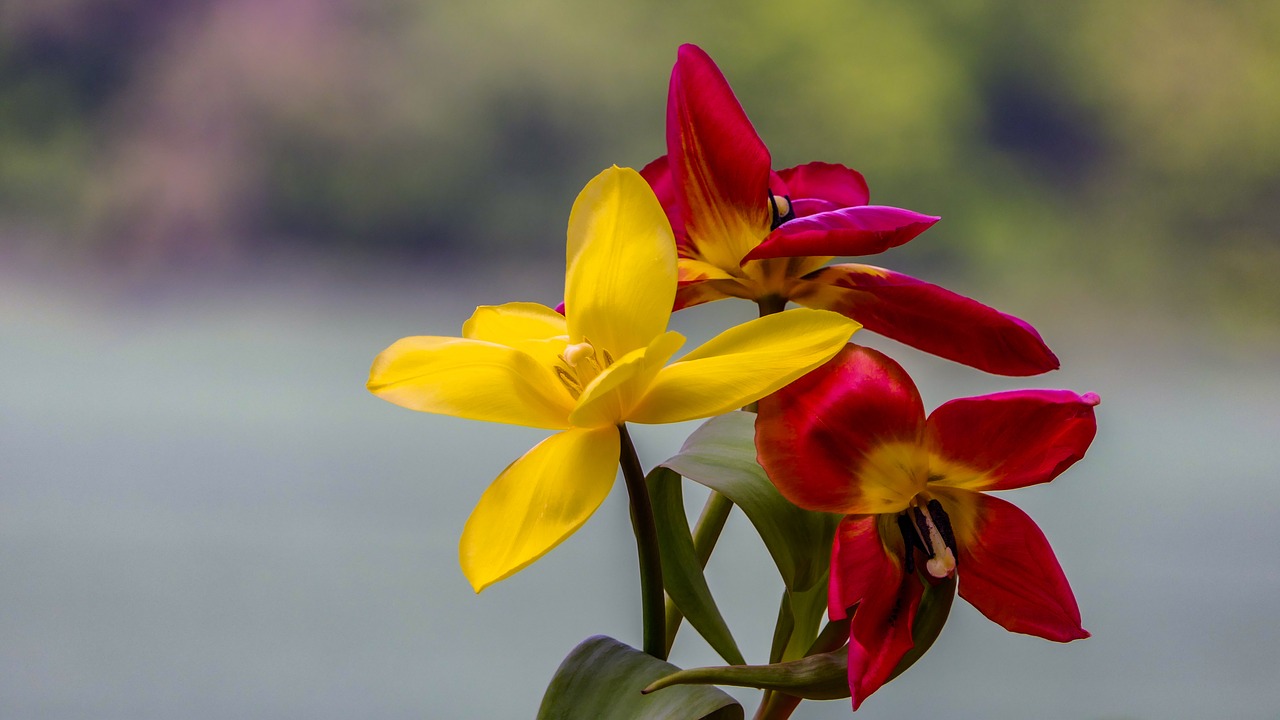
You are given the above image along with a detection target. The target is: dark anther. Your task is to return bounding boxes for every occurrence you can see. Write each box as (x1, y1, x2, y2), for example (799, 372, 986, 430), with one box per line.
(768, 193, 795, 230)
(896, 513, 922, 573)
(912, 508, 936, 559)
(553, 366, 581, 397)
(926, 499, 958, 558)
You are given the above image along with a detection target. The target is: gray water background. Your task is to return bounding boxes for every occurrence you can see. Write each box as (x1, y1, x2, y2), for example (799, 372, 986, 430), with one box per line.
(3, 259, 1278, 719)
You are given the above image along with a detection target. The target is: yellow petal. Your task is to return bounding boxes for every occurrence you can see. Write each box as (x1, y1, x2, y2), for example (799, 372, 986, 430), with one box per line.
(569, 331, 686, 428)
(564, 167, 677, 358)
(368, 336, 573, 429)
(628, 309, 859, 424)
(462, 302, 568, 367)
(459, 427, 621, 592)
(463, 302, 568, 343)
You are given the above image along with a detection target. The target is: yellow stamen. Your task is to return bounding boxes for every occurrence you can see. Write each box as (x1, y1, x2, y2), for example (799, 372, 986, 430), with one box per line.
(769, 195, 791, 219)
(558, 339, 612, 398)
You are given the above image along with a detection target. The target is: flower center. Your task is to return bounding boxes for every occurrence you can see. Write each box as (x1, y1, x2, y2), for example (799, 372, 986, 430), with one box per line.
(895, 496, 958, 579)
(554, 339, 613, 399)
(768, 194, 794, 230)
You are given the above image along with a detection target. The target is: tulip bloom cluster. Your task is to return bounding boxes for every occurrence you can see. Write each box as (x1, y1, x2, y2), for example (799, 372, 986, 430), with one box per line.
(368, 44, 1099, 718)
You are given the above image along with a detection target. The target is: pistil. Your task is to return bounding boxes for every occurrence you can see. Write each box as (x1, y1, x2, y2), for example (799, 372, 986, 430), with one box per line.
(896, 496, 959, 579)
(563, 341, 596, 369)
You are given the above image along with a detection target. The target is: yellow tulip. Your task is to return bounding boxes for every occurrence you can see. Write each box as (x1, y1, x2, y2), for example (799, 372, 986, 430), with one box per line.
(369, 166, 859, 592)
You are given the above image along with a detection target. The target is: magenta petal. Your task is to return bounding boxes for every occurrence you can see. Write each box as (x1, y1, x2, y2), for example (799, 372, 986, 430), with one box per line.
(793, 264, 1060, 376)
(778, 161, 870, 208)
(790, 198, 842, 218)
(757, 345, 925, 515)
(744, 206, 940, 261)
(639, 155, 687, 244)
(928, 390, 1099, 490)
(667, 44, 772, 241)
(957, 493, 1089, 642)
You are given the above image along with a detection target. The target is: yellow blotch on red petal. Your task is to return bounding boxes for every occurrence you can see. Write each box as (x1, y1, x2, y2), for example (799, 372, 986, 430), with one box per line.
(846, 440, 930, 515)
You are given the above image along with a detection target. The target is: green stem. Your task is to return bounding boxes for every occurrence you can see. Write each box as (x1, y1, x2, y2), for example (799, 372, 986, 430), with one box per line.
(742, 298, 786, 412)
(618, 424, 666, 660)
(757, 294, 788, 316)
(753, 691, 802, 720)
(663, 490, 734, 654)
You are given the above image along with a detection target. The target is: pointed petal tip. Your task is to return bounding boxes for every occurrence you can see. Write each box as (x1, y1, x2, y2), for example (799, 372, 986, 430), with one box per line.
(677, 43, 710, 61)
(1039, 346, 1062, 374)
(457, 428, 620, 595)
(1082, 392, 1101, 406)
(793, 265, 1063, 376)
(1042, 623, 1091, 643)
(461, 554, 500, 594)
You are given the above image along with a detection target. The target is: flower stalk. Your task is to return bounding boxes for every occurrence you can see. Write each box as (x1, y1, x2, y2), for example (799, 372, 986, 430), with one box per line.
(618, 424, 667, 659)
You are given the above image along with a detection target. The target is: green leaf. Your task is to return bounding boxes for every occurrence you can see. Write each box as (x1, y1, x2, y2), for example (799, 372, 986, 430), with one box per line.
(643, 647, 850, 701)
(661, 411, 841, 592)
(537, 635, 743, 720)
(775, 578, 829, 663)
(761, 581, 836, 713)
(647, 467, 746, 666)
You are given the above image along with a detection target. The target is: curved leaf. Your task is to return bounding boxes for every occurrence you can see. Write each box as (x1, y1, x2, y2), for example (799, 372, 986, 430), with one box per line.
(662, 411, 841, 591)
(770, 578, 830, 664)
(538, 636, 742, 720)
(647, 467, 746, 666)
(643, 648, 850, 701)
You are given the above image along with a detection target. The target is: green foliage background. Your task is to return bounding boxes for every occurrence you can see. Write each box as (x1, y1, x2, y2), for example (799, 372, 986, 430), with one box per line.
(2, 0, 1277, 335)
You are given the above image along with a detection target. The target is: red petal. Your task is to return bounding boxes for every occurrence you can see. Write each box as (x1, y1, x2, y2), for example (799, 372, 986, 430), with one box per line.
(778, 161, 870, 207)
(831, 517, 923, 710)
(756, 344, 925, 515)
(744, 206, 940, 261)
(639, 155, 688, 246)
(792, 264, 1060, 376)
(927, 390, 1099, 491)
(667, 44, 772, 250)
(954, 492, 1089, 642)
(828, 516, 896, 619)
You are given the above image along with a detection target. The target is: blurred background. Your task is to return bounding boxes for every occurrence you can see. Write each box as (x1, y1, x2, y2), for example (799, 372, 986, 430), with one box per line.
(2, 1, 1278, 718)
